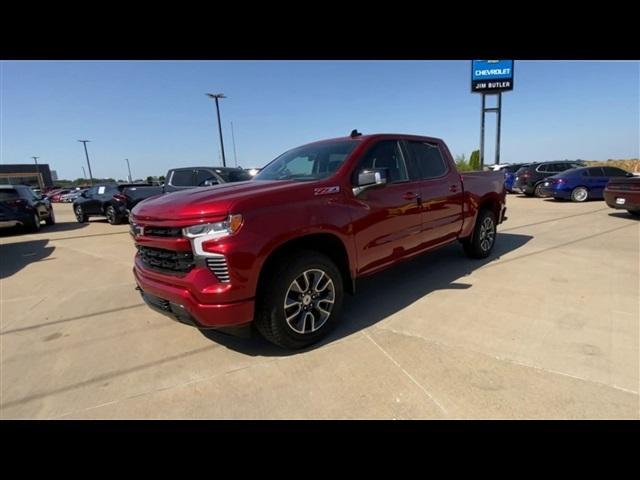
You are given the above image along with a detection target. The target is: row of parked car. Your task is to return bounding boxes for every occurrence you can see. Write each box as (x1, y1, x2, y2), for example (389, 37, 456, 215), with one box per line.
(490, 160, 639, 216)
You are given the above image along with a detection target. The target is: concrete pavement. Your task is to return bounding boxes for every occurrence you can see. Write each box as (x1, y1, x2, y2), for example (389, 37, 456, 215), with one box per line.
(1, 197, 638, 419)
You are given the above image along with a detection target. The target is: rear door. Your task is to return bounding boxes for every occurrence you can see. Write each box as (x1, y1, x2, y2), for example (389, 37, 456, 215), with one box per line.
(403, 139, 464, 247)
(351, 139, 424, 274)
(83, 186, 103, 214)
(586, 167, 608, 197)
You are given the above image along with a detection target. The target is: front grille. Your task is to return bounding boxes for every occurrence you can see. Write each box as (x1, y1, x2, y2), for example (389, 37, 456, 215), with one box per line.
(206, 255, 230, 283)
(137, 245, 194, 273)
(143, 226, 183, 237)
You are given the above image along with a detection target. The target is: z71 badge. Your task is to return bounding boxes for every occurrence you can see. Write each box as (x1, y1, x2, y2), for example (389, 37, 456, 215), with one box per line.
(314, 186, 341, 196)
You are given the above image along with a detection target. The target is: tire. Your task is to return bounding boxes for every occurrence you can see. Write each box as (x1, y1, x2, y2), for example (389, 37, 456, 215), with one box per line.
(462, 209, 497, 259)
(534, 183, 545, 197)
(45, 208, 56, 225)
(28, 212, 41, 232)
(571, 187, 589, 202)
(255, 250, 344, 349)
(628, 210, 640, 217)
(105, 205, 122, 225)
(74, 204, 88, 223)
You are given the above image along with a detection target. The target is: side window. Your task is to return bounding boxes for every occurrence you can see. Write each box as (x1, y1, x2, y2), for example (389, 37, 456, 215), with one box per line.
(285, 155, 315, 176)
(603, 167, 627, 177)
(86, 186, 98, 197)
(537, 164, 547, 172)
(195, 169, 220, 185)
(170, 169, 195, 186)
(406, 141, 448, 179)
(356, 141, 409, 183)
(551, 163, 564, 172)
(587, 167, 605, 177)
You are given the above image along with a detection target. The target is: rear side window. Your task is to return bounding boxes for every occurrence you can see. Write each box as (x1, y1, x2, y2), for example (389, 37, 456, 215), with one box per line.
(603, 167, 628, 177)
(0, 189, 20, 201)
(587, 167, 605, 177)
(170, 169, 194, 186)
(536, 164, 548, 172)
(356, 141, 409, 183)
(195, 169, 220, 186)
(406, 141, 448, 179)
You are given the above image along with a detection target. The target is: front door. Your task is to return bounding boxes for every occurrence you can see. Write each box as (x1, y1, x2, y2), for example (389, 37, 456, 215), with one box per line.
(351, 140, 424, 275)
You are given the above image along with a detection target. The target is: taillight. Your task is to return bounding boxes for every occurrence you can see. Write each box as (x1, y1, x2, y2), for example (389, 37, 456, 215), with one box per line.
(521, 172, 530, 178)
(557, 178, 566, 184)
(113, 193, 127, 202)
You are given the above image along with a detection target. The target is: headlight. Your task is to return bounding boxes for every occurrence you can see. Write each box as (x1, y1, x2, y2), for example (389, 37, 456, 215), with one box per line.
(182, 214, 243, 239)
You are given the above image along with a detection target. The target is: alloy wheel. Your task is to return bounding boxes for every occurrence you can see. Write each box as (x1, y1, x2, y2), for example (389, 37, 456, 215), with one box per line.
(284, 269, 335, 334)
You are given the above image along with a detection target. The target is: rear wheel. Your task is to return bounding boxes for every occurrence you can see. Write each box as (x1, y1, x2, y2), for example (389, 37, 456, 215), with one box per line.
(571, 187, 589, 202)
(74, 205, 88, 223)
(534, 183, 546, 197)
(45, 207, 56, 225)
(255, 250, 344, 349)
(105, 205, 122, 225)
(28, 212, 41, 232)
(463, 209, 497, 259)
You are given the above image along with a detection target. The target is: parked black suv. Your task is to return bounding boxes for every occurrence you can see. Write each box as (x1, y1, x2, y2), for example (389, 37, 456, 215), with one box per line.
(73, 183, 151, 225)
(0, 185, 55, 232)
(513, 161, 586, 197)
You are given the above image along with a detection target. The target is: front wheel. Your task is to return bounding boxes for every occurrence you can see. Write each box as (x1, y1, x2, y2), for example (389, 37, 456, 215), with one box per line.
(463, 209, 497, 259)
(105, 205, 122, 225)
(255, 250, 344, 349)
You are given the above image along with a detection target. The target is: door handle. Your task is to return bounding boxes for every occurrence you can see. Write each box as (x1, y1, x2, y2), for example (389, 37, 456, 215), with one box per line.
(403, 192, 420, 200)
(449, 185, 459, 192)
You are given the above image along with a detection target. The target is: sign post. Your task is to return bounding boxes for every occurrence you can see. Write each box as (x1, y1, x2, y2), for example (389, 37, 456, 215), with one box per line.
(471, 60, 514, 168)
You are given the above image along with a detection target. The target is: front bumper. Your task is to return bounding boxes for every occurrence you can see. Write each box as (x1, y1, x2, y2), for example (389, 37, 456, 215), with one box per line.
(133, 265, 255, 329)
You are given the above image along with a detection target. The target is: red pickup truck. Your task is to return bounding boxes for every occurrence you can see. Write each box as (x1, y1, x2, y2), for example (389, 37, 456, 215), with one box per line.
(130, 133, 507, 349)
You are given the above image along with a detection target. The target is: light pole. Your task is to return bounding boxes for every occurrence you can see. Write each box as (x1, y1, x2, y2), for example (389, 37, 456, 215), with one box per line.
(231, 121, 238, 167)
(78, 140, 94, 186)
(32, 156, 42, 189)
(125, 158, 132, 183)
(206, 93, 227, 167)
(82, 166, 87, 180)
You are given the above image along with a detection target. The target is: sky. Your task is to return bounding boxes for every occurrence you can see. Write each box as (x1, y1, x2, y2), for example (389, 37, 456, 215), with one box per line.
(1, 60, 638, 181)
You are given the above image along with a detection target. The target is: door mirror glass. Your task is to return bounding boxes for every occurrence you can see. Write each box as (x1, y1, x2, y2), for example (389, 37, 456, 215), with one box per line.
(354, 168, 388, 195)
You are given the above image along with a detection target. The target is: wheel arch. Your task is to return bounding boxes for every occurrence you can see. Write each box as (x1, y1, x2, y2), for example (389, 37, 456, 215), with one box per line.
(256, 233, 355, 302)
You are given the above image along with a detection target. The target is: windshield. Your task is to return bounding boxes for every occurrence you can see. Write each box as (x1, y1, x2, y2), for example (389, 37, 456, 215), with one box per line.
(255, 140, 358, 182)
(215, 169, 252, 183)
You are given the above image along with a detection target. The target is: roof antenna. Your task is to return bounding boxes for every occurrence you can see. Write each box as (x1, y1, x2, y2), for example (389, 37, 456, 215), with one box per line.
(350, 129, 362, 138)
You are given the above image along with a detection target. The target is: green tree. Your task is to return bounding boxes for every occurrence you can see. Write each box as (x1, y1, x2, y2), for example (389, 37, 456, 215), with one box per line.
(455, 153, 472, 172)
(146, 176, 154, 184)
(470, 150, 480, 170)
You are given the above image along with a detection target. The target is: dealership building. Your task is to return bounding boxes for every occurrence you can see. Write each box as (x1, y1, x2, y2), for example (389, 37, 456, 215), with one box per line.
(0, 164, 54, 188)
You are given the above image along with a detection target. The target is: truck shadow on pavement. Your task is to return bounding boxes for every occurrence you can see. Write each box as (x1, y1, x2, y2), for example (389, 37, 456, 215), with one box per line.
(0, 222, 88, 278)
(201, 232, 533, 356)
(0, 239, 55, 279)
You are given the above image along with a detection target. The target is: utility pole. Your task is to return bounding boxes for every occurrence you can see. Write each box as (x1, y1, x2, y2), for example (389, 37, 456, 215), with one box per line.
(82, 166, 87, 179)
(230, 121, 238, 167)
(205, 93, 227, 167)
(125, 158, 132, 183)
(78, 140, 94, 185)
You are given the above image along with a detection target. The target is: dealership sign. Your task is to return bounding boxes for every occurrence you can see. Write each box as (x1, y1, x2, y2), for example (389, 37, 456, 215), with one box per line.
(471, 60, 514, 93)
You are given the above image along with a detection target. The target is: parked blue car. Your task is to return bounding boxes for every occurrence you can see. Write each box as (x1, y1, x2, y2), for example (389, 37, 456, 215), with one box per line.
(539, 166, 633, 202)
(504, 164, 530, 193)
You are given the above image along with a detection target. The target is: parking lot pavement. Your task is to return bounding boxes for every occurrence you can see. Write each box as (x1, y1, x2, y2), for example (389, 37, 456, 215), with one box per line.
(1, 198, 638, 419)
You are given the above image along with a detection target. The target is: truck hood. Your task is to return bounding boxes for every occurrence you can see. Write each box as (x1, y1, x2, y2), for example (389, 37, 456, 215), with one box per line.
(131, 180, 301, 222)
